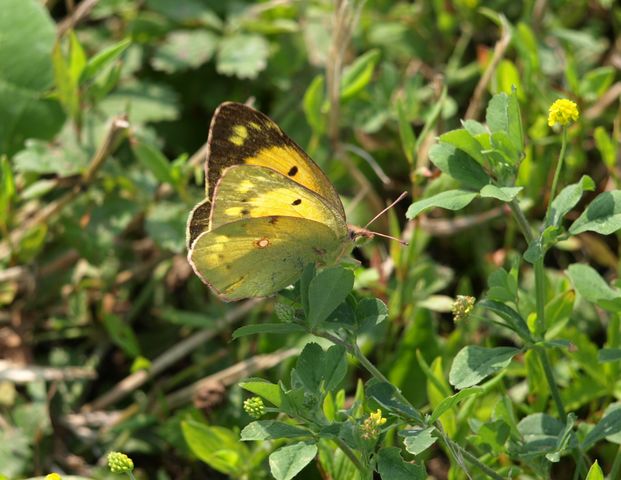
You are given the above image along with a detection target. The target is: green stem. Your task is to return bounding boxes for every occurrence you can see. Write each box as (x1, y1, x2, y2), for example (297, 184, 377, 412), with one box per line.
(546, 127, 568, 224)
(536, 347, 566, 418)
(453, 443, 505, 480)
(351, 342, 508, 480)
(534, 258, 547, 339)
(334, 437, 369, 477)
(610, 444, 621, 480)
(127, 472, 136, 480)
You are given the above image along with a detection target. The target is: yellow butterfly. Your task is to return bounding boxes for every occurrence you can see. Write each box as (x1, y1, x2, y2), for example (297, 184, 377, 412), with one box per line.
(186, 102, 366, 302)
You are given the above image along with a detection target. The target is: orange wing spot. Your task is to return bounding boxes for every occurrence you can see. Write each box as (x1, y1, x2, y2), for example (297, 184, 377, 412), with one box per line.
(255, 237, 270, 248)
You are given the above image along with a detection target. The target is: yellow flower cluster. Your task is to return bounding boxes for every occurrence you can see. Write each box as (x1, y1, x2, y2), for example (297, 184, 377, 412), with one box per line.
(452, 295, 475, 322)
(45, 475, 62, 480)
(361, 409, 387, 440)
(548, 99, 579, 127)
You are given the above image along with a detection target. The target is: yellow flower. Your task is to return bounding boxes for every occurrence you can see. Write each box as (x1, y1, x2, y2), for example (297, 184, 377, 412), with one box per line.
(361, 409, 387, 440)
(548, 99, 579, 127)
(45, 475, 62, 480)
(452, 295, 475, 322)
(107, 451, 134, 473)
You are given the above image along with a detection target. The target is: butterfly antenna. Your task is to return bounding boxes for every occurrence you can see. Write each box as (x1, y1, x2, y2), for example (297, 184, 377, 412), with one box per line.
(369, 230, 409, 246)
(364, 191, 408, 229)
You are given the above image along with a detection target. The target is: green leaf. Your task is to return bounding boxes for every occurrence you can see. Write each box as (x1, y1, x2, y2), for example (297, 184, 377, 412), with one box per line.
(232, 323, 306, 339)
(569, 190, 621, 235)
(439, 128, 487, 165)
(217, 34, 269, 80)
(585, 460, 604, 480)
(545, 290, 575, 337)
(0, 157, 15, 228)
(240, 421, 311, 441)
(132, 141, 175, 186)
(566, 263, 621, 312)
(547, 175, 595, 228)
(479, 299, 532, 341)
(479, 185, 522, 202)
(486, 267, 518, 304)
(0, 0, 64, 154)
(397, 102, 416, 165)
(496, 59, 524, 101)
(103, 313, 140, 358)
(81, 37, 131, 82)
(100, 81, 179, 123)
(429, 387, 484, 424)
(145, 201, 187, 253)
(602, 403, 621, 444)
(428, 143, 490, 189)
(300, 263, 316, 317)
(594, 127, 616, 168)
(406, 189, 478, 220)
(181, 420, 247, 476)
(579, 67, 615, 101)
(52, 40, 79, 119)
(545, 413, 577, 463)
(340, 49, 380, 100)
(152, 31, 218, 73)
(599, 348, 621, 363)
(323, 345, 347, 392)
(356, 298, 388, 330)
(449, 346, 520, 389)
(269, 442, 317, 480)
(486, 91, 523, 154)
(303, 75, 326, 134)
(239, 378, 282, 407)
(516, 413, 564, 458)
(377, 448, 426, 480)
(462, 119, 487, 136)
(68, 31, 87, 86)
(582, 407, 621, 450)
(366, 382, 423, 423)
(294, 343, 324, 391)
(307, 267, 354, 327)
(401, 427, 437, 455)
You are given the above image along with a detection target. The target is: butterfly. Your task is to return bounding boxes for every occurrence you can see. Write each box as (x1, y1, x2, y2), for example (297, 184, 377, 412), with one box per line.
(186, 102, 369, 302)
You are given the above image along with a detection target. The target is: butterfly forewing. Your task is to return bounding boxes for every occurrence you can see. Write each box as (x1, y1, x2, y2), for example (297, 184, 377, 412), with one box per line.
(209, 164, 348, 239)
(188, 216, 343, 301)
(204, 102, 345, 218)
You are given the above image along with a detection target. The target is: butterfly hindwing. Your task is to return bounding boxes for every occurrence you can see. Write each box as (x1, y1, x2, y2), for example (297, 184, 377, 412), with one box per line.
(205, 102, 345, 218)
(188, 216, 343, 301)
(209, 164, 348, 239)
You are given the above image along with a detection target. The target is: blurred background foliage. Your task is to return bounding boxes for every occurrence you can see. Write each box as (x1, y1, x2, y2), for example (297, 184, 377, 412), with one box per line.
(0, 0, 620, 478)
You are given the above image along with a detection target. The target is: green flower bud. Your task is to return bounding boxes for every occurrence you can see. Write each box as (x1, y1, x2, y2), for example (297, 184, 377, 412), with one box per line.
(107, 451, 134, 474)
(244, 396, 266, 418)
(274, 302, 296, 322)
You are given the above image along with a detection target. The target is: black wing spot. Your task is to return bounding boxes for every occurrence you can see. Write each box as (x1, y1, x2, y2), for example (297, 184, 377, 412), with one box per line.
(241, 209, 250, 215)
(288, 166, 298, 176)
(292, 199, 302, 206)
(241, 198, 248, 202)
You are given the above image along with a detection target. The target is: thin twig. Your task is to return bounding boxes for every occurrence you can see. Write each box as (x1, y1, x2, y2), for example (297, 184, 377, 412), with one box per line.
(83, 299, 261, 411)
(0, 361, 97, 383)
(57, 0, 101, 36)
(165, 348, 299, 409)
(464, 14, 511, 120)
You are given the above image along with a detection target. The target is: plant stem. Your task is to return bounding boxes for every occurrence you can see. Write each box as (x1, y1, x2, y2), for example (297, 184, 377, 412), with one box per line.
(334, 437, 369, 477)
(351, 342, 509, 480)
(452, 443, 506, 480)
(610, 444, 621, 480)
(546, 127, 568, 224)
(536, 347, 566, 418)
